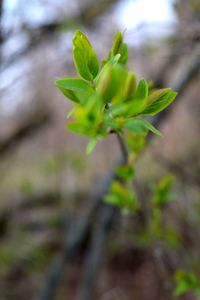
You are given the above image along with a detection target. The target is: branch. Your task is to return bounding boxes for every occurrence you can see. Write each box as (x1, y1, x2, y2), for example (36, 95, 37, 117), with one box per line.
(116, 133, 129, 163)
(0, 110, 50, 157)
(76, 133, 127, 300)
(1, 0, 119, 71)
(35, 166, 120, 300)
(152, 44, 200, 128)
(77, 204, 116, 300)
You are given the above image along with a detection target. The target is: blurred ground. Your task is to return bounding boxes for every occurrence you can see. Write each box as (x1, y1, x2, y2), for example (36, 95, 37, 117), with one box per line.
(0, 0, 200, 299)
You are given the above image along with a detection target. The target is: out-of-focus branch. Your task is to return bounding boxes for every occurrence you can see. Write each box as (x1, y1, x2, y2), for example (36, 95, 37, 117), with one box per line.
(35, 166, 119, 300)
(156, 154, 200, 186)
(1, 0, 119, 71)
(116, 133, 129, 161)
(152, 44, 200, 128)
(78, 0, 118, 25)
(76, 133, 128, 300)
(77, 204, 116, 300)
(0, 110, 50, 157)
(151, 26, 200, 88)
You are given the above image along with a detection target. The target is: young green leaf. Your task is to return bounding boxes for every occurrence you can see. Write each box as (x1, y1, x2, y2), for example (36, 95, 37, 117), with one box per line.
(67, 122, 85, 135)
(104, 114, 122, 131)
(152, 174, 175, 206)
(104, 181, 138, 212)
(86, 139, 97, 155)
(140, 118, 162, 136)
(134, 79, 148, 101)
(109, 79, 148, 118)
(55, 77, 94, 104)
(111, 31, 123, 56)
(195, 286, 200, 296)
(115, 165, 135, 181)
(127, 79, 149, 116)
(124, 118, 161, 136)
(73, 30, 99, 81)
(142, 88, 177, 116)
(55, 86, 80, 103)
(174, 270, 200, 297)
(97, 65, 126, 103)
(126, 132, 146, 154)
(95, 54, 121, 84)
(124, 118, 148, 135)
(108, 31, 128, 65)
(119, 42, 128, 65)
(123, 72, 137, 100)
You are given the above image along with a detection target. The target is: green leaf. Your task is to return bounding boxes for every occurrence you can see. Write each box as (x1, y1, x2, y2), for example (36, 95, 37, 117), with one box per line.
(119, 42, 128, 65)
(95, 54, 121, 84)
(127, 79, 149, 115)
(104, 181, 138, 212)
(124, 118, 148, 135)
(174, 279, 191, 296)
(66, 107, 75, 118)
(66, 94, 106, 138)
(115, 165, 135, 181)
(111, 31, 123, 56)
(140, 119, 162, 136)
(123, 72, 137, 100)
(109, 103, 129, 118)
(104, 115, 122, 131)
(163, 228, 181, 248)
(142, 88, 177, 116)
(108, 31, 128, 65)
(174, 270, 200, 296)
(73, 30, 99, 81)
(108, 79, 148, 118)
(97, 65, 126, 103)
(55, 77, 93, 94)
(124, 118, 161, 136)
(195, 286, 200, 296)
(126, 132, 146, 154)
(175, 283, 191, 296)
(152, 174, 175, 206)
(67, 122, 85, 135)
(110, 54, 121, 65)
(55, 86, 80, 103)
(134, 79, 148, 101)
(86, 139, 97, 155)
(55, 77, 94, 104)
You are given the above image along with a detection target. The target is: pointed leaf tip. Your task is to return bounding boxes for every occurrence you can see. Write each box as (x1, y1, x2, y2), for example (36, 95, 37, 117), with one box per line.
(86, 139, 97, 155)
(73, 30, 99, 81)
(142, 88, 177, 116)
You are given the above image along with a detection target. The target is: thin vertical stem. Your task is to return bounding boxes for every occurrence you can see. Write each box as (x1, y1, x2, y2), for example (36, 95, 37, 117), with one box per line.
(116, 133, 129, 164)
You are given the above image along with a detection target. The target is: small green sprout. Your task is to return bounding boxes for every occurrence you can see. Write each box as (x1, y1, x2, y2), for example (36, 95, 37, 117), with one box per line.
(55, 30, 177, 153)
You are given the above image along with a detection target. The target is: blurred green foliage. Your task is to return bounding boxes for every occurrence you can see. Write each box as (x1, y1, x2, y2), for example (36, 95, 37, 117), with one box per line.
(174, 269, 200, 297)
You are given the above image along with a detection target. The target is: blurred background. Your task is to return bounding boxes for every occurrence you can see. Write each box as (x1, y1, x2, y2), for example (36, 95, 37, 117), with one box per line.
(0, 0, 200, 299)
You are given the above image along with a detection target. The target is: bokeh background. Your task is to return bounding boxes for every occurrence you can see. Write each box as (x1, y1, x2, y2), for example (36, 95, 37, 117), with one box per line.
(0, 0, 200, 299)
